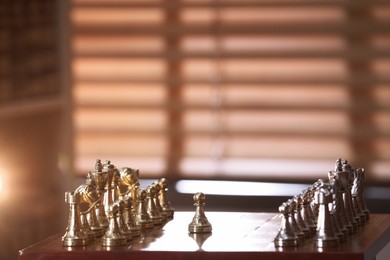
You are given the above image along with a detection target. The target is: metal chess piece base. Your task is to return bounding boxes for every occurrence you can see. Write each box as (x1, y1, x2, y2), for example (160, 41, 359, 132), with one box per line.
(314, 237, 338, 248)
(189, 222, 213, 233)
(62, 236, 87, 247)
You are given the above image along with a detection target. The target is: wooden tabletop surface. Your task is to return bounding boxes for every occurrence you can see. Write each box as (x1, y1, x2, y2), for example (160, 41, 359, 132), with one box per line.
(19, 212, 390, 260)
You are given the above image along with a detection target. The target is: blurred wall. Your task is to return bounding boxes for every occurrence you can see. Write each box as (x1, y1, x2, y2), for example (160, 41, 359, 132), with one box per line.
(0, 110, 66, 260)
(0, 1, 67, 259)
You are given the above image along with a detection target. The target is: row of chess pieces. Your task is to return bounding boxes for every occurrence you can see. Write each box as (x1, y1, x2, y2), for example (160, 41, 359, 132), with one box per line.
(62, 159, 175, 247)
(274, 158, 370, 248)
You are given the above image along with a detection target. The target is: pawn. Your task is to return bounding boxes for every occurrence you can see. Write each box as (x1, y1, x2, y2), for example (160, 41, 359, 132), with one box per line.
(87, 204, 104, 237)
(274, 202, 299, 247)
(158, 178, 174, 219)
(117, 200, 133, 242)
(300, 190, 316, 236)
(123, 195, 141, 237)
(188, 192, 212, 233)
(102, 203, 126, 247)
(287, 199, 304, 243)
(292, 195, 310, 238)
(314, 183, 338, 248)
(135, 189, 154, 230)
(152, 181, 167, 223)
(146, 185, 163, 225)
(80, 212, 96, 244)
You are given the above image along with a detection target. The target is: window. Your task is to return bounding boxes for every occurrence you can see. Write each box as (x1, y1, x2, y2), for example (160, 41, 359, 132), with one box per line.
(70, 0, 390, 184)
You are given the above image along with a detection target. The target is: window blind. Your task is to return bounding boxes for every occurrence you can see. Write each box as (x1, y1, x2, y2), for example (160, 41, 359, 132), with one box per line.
(70, 0, 390, 184)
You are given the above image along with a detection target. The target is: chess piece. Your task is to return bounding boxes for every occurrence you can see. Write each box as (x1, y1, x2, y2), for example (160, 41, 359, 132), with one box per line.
(116, 200, 133, 242)
(89, 159, 109, 230)
(152, 181, 167, 223)
(328, 163, 353, 235)
(87, 204, 104, 237)
(300, 190, 316, 235)
(62, 191, 87, 247)
(119, 167, 140, 209)
(103, 160, 115, 216)
(102, 203, 127, 247)
(123, 195, 141, 237)
(328, 178, 348, 242)
(340, 160, 359, 230)
(135, 189, 154, 229)
(292, 195, 310, 238)
(306, 186, 318, 225)
(352, 168, 369, 222)
(286, 199, 304, 242)
(188, 192, 212, 233)
(311, 179, 324, 219)
(158, 178, 174, 219)
(314, 182, 338, 248)
(146, 185, 163, 225)
(80, 212, 96, 244)
(81, 173, 104, 237)
(274, 202, 299, 247)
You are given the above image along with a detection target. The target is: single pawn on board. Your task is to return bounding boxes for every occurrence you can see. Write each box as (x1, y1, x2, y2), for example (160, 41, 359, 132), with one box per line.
(188, 192, 212, 233)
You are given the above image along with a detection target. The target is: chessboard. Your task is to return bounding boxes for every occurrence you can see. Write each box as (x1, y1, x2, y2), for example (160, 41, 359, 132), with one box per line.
(19, 211, 390, 260)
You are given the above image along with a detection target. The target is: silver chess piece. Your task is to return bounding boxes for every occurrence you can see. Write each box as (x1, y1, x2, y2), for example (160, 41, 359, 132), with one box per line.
(292, 195, 310, 238)
(328, 178, 347, 242)
(188, 192, 212, 233)
(314, 182, 338, 248)
(274, 202, 299, 247)
(300, 190, 316, 236)
(287, 199, 304, 243)
(352, 167, 369, 222)
(340, 160, 360, 230)
(328, 164, 353, 235)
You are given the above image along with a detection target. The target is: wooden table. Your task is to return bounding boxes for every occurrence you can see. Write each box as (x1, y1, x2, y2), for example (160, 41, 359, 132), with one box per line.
(19, 212, 390, 260)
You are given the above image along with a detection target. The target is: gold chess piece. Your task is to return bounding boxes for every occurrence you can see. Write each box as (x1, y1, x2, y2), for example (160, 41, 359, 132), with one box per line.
(135, 189, 154, 229)
(89, 159, 109, 230)
(152, 181, 167, 223)
(103, 160, 115, 216)
(77, 176, 104, 237)
(80, 212, 96, 244)
(146, 185, 163, 226)
(158, 178, 174, 219)
(188, 192, 212, 233)
(120, 167, 141, 214)
(62, 191, 87, 247)
(102, 203, 127, 247)
(123, 195, 141, 237)
(117, 200, 133, 242)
